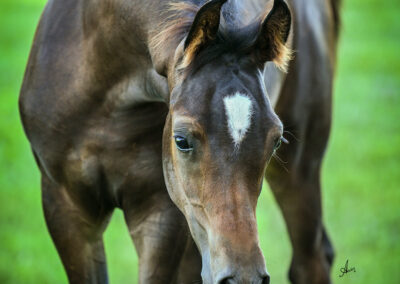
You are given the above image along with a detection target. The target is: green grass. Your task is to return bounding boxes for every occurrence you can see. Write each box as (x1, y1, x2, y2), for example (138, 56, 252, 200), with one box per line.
(0, 0, 399, 283)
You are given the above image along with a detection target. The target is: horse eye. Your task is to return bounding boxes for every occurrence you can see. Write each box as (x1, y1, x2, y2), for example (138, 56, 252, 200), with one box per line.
(174, 135, 193, 152)
(273, 137, 282, 151)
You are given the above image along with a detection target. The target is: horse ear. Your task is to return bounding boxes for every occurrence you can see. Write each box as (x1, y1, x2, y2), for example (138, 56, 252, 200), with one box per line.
(182, 0, 227, 67)
(253, 0, 292, 71)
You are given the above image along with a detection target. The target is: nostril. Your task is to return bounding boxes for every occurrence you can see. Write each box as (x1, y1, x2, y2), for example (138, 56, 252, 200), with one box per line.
(262, 275, 270, 284)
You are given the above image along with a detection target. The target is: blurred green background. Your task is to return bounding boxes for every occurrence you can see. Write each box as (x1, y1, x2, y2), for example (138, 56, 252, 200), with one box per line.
(0, 0, 399, 283)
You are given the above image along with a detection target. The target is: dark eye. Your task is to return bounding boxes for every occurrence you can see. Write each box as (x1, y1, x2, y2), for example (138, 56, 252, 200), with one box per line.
(273, 137, 282, 151)
(174, 135, 193, 152)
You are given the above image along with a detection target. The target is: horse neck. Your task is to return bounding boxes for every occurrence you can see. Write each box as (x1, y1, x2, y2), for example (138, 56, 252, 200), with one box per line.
(82, 0, 183, 65)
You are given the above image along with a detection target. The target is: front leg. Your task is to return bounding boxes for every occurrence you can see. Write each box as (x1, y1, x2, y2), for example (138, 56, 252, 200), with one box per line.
(122, 189, 190, 284)
(174, 235, 202, 284)
(41, 175, 112, 284)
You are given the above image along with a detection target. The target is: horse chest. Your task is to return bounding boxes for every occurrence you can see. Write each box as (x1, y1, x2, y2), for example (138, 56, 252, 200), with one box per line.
(62, 103, 167, 207)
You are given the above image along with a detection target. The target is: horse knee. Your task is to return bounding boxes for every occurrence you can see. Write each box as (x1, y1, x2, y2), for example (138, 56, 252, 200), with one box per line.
(287, 227, 334, 284)
(288, 254, 332, 284)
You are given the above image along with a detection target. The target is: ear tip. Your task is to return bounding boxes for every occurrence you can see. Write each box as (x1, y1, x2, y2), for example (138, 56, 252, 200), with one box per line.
(183, 0, 228, 57)
(273, 0, 291, 11)
(215, 0, 229, 4)
(204, 0, 228, 8)
(205, 0, 229, 10)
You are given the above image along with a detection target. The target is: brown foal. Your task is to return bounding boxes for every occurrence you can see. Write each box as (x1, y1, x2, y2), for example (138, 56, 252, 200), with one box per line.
(19, 0, 339, 283)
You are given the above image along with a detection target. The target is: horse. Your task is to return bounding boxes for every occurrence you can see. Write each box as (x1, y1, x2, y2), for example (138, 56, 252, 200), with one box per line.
(19, 0, 339, 283)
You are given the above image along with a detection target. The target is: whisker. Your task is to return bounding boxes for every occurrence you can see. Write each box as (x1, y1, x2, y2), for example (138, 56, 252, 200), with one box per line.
(273, 152, 289, 173)
(273, 152, 288, 164)
(283, 130, 300, 142)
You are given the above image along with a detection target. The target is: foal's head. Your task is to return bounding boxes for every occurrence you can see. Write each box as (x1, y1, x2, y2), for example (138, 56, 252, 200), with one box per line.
(160, 0, 291, 283)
